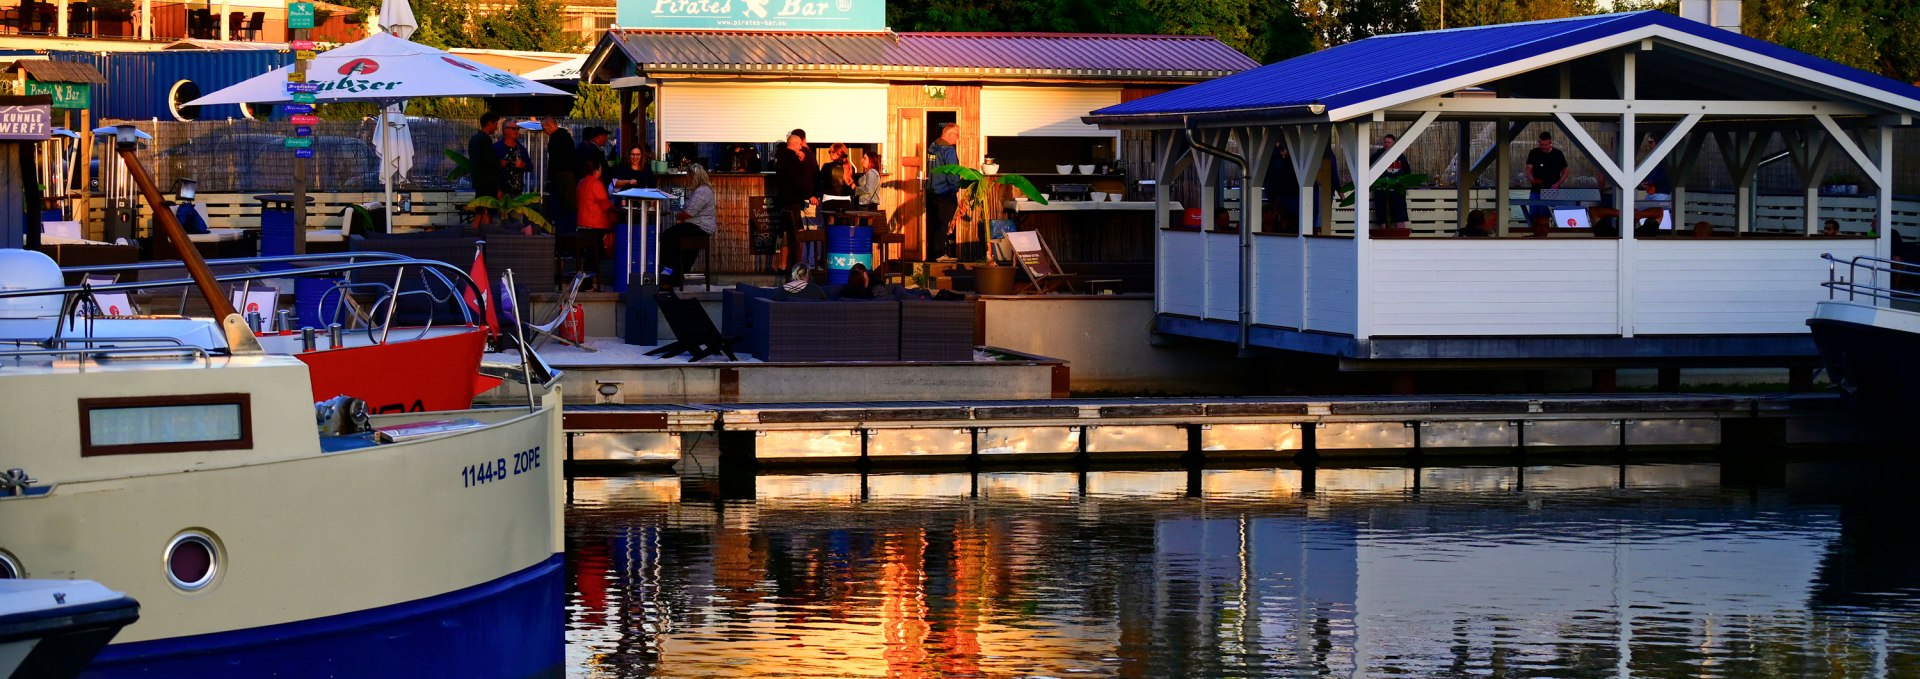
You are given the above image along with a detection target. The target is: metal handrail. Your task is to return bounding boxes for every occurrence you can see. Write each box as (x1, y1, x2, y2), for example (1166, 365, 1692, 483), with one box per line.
(0, 346, 212, 364)
(1820, 252, 1920, 304)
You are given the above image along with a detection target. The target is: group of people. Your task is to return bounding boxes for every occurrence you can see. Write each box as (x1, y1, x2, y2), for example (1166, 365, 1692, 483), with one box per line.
(466, 113, 716, 289)
(768, 129, 886, 270)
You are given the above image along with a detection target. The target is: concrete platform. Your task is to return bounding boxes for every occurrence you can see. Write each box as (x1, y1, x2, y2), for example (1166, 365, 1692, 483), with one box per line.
(559, 392, 1866, 469)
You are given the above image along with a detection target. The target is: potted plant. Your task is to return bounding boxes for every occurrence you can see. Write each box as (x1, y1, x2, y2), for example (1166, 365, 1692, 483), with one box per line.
(1336, 171, 1429, 236)
(930, 163, 1047, 295)
(464, 193, 552, 235)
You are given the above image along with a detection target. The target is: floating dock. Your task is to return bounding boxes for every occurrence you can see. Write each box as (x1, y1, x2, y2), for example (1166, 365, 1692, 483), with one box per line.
(560, 392, 1867, 469)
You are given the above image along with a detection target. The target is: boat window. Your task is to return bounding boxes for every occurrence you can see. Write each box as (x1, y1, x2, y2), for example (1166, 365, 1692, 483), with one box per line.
(80, 394, 252, 456)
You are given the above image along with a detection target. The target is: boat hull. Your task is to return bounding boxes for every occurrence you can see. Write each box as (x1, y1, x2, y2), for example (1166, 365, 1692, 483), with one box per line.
(1808, 301, 1920, 412)
(83, 555, 564, 679)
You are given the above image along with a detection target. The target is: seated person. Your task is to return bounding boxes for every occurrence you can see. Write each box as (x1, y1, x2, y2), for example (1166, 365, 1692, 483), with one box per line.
(840, 263, 877, 299)
(1822, 219, 1841, 237)
(780, 264, 827, 300)
(1458, 209, 1493, 237)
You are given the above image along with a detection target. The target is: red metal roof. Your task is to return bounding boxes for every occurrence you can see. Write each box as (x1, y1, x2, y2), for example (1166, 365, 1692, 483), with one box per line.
(589, 30, 1256, 82)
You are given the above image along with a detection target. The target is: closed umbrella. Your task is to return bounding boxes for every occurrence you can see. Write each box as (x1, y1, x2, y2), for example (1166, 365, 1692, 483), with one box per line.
(371, 0, 419, 219)
(186, 32, 567, 231)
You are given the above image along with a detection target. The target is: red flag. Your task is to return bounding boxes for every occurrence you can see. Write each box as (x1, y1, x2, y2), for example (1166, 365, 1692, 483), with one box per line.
(463, 243, 501, 337)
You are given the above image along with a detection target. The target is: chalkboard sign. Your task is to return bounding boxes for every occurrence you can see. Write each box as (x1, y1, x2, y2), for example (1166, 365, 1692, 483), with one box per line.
(749, 195, 778, 255)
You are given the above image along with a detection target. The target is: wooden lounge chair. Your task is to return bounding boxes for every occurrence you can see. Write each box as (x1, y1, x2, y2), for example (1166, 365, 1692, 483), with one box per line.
(501, 272, 595, 352)
(1004, 230, 1078, 294)
(646, 291, 739, 362)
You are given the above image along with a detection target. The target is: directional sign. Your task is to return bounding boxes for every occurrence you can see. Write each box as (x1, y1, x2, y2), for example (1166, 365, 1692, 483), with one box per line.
(287, 71, 307, 83)
(296, 50, 317, 60)
(291, 92, 317, 104)
(295, 148, 315, 159)
(294, 126, 314, 137)
(290, 114, 318, 125)
(284, 103, 314, 115)
(286, 82, 319, 94)
(291, 39, 315, 50)
(288, 2, 315, 29)
(285, 137, 314, 149)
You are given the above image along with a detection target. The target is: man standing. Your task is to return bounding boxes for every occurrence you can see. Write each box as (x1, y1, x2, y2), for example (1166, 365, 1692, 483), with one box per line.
(578, 127, 612, 178)
(542, 116, 578, 231)
(493, 120, 529, 197)
(926, 122, 961, 262)
(1525, 131, 1569, 226)
(773, 129, 818, 270)
(468, 112, 502, 223)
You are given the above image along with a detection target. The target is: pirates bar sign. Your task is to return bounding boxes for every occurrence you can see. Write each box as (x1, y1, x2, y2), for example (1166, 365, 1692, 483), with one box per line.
(0, 104, 51, 141)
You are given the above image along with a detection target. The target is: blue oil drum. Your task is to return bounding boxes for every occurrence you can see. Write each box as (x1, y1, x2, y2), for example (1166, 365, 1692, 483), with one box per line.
(825, 225, 872, 284)
(294, 276, 336, 331)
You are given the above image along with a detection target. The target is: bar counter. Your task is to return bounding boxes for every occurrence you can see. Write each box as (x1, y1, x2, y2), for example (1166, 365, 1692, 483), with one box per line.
(658, 171, 771, 275)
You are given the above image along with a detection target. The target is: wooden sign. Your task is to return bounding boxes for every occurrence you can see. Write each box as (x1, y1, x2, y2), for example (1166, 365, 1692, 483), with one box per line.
(290, 39, 315, 50)
(25, 81, 89, 109)
(290, 114, 318, 125)
(288, 2, 315, 29)
(296, 50, 317, 60)
(288, 70, 307, 83)
(291, 92, 317, 104)
(285, 137, 314, 149)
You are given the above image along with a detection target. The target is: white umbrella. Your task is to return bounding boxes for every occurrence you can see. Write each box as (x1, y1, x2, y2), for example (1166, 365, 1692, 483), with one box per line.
(187, 32, 568, 231)
(371, 0, 418, 214)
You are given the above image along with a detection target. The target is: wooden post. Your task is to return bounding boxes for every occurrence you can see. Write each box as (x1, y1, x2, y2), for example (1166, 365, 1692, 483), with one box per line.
(79, 108, 92, 239)
(291, 4, 310, 253)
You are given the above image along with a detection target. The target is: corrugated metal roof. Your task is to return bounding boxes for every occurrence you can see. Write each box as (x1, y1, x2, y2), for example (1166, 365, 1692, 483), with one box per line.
(4, 59, 106, 84)
(1091, 11, 1920, 121)
(595, 30, 1256, 81)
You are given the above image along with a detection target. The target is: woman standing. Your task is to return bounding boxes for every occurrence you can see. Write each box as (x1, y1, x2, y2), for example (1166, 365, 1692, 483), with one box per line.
(854, 153, 881, 210)
(660, 165, 717, 289)
(576, 163, 614, 286)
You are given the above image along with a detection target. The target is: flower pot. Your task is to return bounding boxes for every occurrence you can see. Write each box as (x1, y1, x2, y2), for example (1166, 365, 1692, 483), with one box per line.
(973, 264, 1016, 296)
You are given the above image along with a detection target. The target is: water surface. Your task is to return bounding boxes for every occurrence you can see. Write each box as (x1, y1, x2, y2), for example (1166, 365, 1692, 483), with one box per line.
(566, 460, 1920, 677)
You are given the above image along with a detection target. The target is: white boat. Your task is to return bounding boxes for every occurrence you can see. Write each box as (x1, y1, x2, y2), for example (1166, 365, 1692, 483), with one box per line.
(0, 579, 138, 679)
(0, 244, 566, 676)
(1808, 253, 1920, 414)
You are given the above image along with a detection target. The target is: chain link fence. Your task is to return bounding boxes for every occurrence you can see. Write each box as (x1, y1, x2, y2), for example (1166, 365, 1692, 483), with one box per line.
(108, 117, 619, 194)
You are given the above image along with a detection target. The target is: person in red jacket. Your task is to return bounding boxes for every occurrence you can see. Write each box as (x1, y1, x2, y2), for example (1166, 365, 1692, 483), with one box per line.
(576, 164, 614, 285)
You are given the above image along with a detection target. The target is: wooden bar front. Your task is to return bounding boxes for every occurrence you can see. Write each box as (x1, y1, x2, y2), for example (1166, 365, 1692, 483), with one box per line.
(658, 172, 770, 275)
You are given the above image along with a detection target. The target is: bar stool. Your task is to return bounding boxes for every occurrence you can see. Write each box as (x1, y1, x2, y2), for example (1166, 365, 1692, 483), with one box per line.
(678, 234, 712, 290)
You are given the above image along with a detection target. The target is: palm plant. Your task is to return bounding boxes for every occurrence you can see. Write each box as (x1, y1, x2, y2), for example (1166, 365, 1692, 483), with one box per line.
(464, 192, 552, 233)
(444, 149, 472, 183)
(929, 164, 1048, 264)
(1337, 172, 1431, 225)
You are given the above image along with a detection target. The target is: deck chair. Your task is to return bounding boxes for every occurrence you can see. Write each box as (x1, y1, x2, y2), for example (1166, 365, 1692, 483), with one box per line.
(1004, 230, 1078, 294)
(79, 274, 136, 318)
(501, 271, 596, 352)
(645, 291, 739, 362)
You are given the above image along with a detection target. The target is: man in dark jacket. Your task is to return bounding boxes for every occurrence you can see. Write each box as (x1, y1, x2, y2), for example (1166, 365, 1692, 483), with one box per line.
(772, 128, 818, 270)
(468, 112, 502, 223)
(542, 116, 578, 231)
(927, 122, 961, 261)
(577, 127, 611, 178)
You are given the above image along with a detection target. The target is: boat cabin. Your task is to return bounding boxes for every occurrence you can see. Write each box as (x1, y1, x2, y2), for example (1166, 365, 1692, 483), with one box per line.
(1086, 10, 1920, 370)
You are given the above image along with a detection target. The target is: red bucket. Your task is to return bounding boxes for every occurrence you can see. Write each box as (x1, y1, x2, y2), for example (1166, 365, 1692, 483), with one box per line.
(1182, 208, 1203, 227)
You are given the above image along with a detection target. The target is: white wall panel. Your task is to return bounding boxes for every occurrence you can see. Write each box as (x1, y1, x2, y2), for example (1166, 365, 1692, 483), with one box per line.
(1159, 230, 1206, 318)
(1368, 240, 1619, 336)
(1203, 232, 1241, 321)
(980, 86, 1121, 137)
(1305, 237, 1358, 336)
(661, 82, 887, 143)
(1634, 239, 1873, 334)
(1251, 236, 1303, 328)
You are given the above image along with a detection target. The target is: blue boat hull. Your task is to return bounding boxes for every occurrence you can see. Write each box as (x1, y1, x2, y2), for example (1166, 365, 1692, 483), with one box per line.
(82, 554, 565, 679)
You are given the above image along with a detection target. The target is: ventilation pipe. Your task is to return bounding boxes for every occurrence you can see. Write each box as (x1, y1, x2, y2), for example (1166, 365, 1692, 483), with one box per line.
(1183, 118, 1256, 358)
(1679, 0, 1741, 34)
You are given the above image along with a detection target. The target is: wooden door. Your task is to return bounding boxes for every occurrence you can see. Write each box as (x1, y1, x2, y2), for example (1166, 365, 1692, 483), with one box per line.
(894, 107, 924, 260)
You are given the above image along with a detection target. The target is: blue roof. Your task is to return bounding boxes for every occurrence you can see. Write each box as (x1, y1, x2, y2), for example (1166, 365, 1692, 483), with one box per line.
(1091, 11, 1920, 120)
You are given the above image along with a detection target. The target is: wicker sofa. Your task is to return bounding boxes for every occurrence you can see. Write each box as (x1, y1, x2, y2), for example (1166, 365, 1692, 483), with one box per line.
(724, 284, 976, 362)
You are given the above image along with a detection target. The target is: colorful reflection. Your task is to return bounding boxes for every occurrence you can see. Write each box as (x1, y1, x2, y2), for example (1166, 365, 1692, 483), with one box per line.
(566, 462, 1920, 677)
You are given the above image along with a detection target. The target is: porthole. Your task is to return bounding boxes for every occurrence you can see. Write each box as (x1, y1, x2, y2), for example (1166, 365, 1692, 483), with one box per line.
(165, 531, 219, 590)
(169, 80, 203, 122)
(241, 101, 275, 121)
(0, 550, 20, 579)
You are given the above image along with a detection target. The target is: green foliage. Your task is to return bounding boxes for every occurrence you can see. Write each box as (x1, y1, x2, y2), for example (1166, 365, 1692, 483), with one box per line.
(931, 164, 1048, 263)
(1745, 0, 1916, 82)
(571, 84, 621, 120)
(444, 149, 472, 182)
(464, 193, 553, 232)
(1334, 172, 1431, 207)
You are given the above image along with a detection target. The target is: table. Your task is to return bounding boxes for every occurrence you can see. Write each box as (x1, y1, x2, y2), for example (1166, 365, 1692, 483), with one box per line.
(613, 188, 673, 292)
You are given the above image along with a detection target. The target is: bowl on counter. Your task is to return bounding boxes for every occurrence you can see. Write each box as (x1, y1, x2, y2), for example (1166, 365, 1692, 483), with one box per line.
(1055, 164, 1073, 174)
(1109, 193, 1123, 202)
(1077, 164, 1095, 174)
(1090, 191, 1109, 202)
(982, 163, 1000, 174)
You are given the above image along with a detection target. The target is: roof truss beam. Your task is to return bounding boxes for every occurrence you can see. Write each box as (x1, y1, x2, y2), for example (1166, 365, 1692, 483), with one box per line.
(1389, 97, 1875, 117)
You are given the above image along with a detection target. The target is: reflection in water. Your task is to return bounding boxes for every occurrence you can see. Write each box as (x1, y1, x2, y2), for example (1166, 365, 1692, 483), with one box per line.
(566, 462, 1920, 677)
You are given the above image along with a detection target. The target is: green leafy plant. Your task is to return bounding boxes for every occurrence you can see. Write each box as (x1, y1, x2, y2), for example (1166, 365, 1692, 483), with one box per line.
(930, 164, 1048, 264)
(444, 149, 472, 183)
(464, 192, 551, 233)
(1336, 172, 1430, 224)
